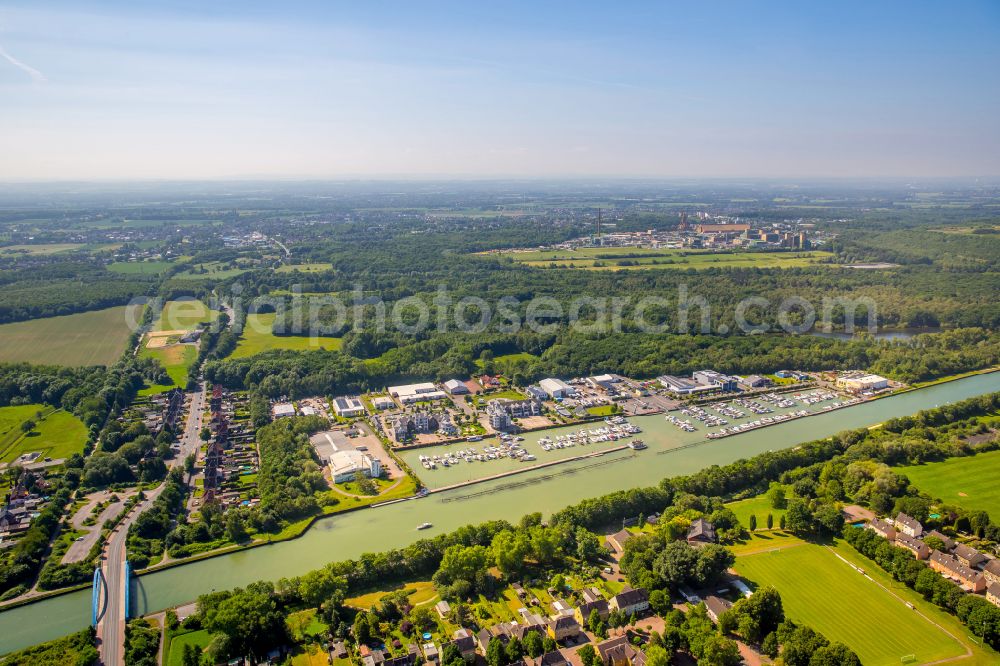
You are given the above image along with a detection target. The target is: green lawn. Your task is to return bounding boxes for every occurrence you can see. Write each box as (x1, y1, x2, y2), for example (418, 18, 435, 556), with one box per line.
(152, 299, 216, 331)
(586, 405, 618, 417)
(476, 389, 527, 403)
(166, 629, 212, 666)
(0, 404, 88, 463)
(173, 261, 248, 280)
(230, 313, 343, 359)
(735, 541, 975, 666)
(345, 580, 438, 609)
(725, 489, 789, 530)
(140, 343, 198, 394)
(107, 260, 175, 275)
(897, 450, 1000, 516)
(0, 304, 145, 367)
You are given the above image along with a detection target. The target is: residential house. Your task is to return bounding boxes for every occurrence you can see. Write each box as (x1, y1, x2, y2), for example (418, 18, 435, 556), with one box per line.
(575, 590, 610, 624)
(924, 529, 956, 552)
(982, 559, 1000, 585)
(954, 544, 986, 569)
(422, 643, 439, 663)
(526, 386, 548, 402)
(385, 655, 417, 666)
(607, 529, 633, 554)
(447, 629, 477, 662)
(435, 600, 451, 618)
(929, 551, 986, 592)
(703, 596, 733, 625)
(361, 648, 386, 666)
(687, 518, 717, 545)
(609, 587, 649, 616)
(867, 518, 897, 540)
(987, 582, 1000, 608)
(595, 636, 646, 666)
(894, 512, 923, 538)
(524, 652, 571, 666)
(546, 615, 581, 642)
(895, 534, 930, 560)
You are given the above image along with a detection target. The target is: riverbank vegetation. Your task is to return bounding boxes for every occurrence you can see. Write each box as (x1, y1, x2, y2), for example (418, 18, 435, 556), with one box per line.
(133, 393, 1000, 664)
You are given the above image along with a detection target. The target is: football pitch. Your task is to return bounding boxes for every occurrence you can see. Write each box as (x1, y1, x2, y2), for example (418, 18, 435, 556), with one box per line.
(735, 541, 978, 665)
(897, 450, 1000, 517)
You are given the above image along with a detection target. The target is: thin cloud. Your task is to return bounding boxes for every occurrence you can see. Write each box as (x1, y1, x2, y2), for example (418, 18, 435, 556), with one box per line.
(0, 46, 46, 83)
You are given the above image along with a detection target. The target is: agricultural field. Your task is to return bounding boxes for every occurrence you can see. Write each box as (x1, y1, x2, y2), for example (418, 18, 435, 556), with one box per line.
(152, 299, 217, 331)
(230, 312, 343, 359)
(493, 247, 835, 271)
(0, 304, 144, 367)
(897, 450, 1000, 517)
(107, 260, 175, 275)
(0, 243, 84, 255)
(735, 541, 979, 665)
(275, 262, 333, 273)
(0, 404, 88, 463)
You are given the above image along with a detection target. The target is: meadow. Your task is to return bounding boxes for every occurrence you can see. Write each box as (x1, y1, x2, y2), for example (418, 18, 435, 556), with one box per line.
(0, 304, 144, 367)
(172, 261, 248, 280)
(230, 312, 343, 359)
(0, 243, 84, 255)
(275, 263, 333, 273)
(0, 404, 88, 463)
(152, 299, 216, 331)
(735, 541, 977, 665)
(496, 247, 835, 271)
(107, 260, 175, 275)
(897, 450, 1000, 516)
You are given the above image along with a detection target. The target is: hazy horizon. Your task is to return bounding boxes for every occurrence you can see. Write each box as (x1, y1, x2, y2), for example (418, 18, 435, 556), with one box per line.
(2, 1, 999, 180)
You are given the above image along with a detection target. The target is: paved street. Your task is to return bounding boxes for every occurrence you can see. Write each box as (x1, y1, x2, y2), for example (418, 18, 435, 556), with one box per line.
(97, 382, 205, 666)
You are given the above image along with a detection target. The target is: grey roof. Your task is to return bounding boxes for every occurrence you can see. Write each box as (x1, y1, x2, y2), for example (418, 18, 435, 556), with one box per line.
(954, 543, 986, 565)
(895, 512, 923, 533)
(687, 518, 717, 542)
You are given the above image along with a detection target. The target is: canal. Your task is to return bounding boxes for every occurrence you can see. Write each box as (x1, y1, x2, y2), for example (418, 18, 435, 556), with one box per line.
(0, 371, 997, 654)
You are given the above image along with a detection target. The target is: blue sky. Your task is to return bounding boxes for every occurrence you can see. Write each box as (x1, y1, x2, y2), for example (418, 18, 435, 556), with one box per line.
(1, 1, 998, 179)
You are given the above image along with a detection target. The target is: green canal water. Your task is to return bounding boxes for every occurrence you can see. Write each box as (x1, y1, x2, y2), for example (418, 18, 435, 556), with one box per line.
(1, 372, 997, 655)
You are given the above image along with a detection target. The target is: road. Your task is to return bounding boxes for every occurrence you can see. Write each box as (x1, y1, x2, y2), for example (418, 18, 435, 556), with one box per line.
(63, 493, 132, 564)
(97, 382, 206, 666)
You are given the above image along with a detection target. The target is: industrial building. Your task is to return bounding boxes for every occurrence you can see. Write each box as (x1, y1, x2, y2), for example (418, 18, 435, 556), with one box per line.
(442, 379, 469, 395)
(835, 373, 889, 393)
(329, 449, 382, 483)
(388, 382, 447, 404)
(539, 377, 575, 399)
(332, 396, 365, 418)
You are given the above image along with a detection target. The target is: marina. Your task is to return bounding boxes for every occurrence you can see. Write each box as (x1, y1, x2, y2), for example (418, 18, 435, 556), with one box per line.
(0, 371, 996, 656)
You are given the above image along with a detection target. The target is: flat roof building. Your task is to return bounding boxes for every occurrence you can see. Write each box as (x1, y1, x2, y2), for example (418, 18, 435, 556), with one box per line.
(389, 382, 447, 404)
(539, 378, 575, 399)
(272, 403, 296, 418)
(836, 374, 889, 393)
(332, 396, 365, 418)
(329, 450, 382, 483)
